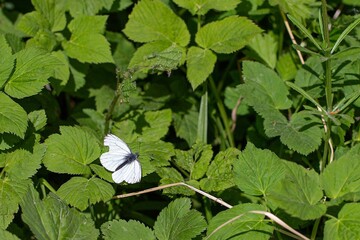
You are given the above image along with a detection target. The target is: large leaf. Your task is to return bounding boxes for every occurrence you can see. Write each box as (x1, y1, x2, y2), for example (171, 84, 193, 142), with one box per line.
(0, 34, 14, 87)
(43, 126, 101, 175)
(173, 107, 199, 146)
(62, 15, 113, 63)
(153, 198, 206, 240)
(0, 229, 20, 240)
(247, 32, 277, 69)
(207, 203, 273, 239)
(67, 0, 114, 17)
(196, 16, 262, 54)
(173, 0, 241, 15)
(324, 203, 360, 240)
(200, 148, 240, 192)
(141, 109, 172, 140)
(123, 0, 190, 46)
(101, 219, 155, 240)
(5, 47, 62, 98)
(0, 92, 28, 138)
(186, 46, 217, 90)
(21, 186, 99, 240)
(234, 142, 286, 196)
(57, 177, 114, 211)
(0, 178, 30, 229)
(268, 161, 326, 220)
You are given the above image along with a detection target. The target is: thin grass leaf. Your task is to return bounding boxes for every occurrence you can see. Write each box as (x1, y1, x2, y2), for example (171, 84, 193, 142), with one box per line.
(331, 17, 360, 54)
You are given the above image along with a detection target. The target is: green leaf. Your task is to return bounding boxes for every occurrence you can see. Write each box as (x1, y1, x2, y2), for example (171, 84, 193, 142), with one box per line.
(0, 34, 14, 87)
(128, 41, 186, 73)
(4, 144, 45, 179)
(196, 16, 262, 54)
(234, 142, 286, 196)
(324, 203, 360, 240)
(247, 32, 277, 69)
(50, 51, 70, 93)
(224, 86, 249, 115)
(186, 47, 216, 90)
(62, 16, 114, 63)
(173, 107, 199, 146)
(331, 17, 360, 54)
(90, 164, 113, 183)
(153, 198, 207, 240)
(101, 219, 155, 240)
(57, 177, 114, 211)
(321, 145, 360, 199)
(123, 0, 190, 46)
(200, 148, 240, 192)
(141, 109, 172, 140)
(43, 126, 101, 175)
(173, 0, 241, 15)
(67, 0, 114, 17)
(32, 0, 66, 32)
(0, 178, 30, 229)
(89, 85, 115, 113)
(5, 47, 62, 98)
(270, 0, 315, 21)
(0, 92, 28, 138)
(207, 203, 273, 240)
(16, 11, 49, 36)
(28, 109, 47, 131)
(268, 161, 326, 220)
(276, 52, 298, 81)
(0, 229, 20, 240)
(21, 186, 99, 240)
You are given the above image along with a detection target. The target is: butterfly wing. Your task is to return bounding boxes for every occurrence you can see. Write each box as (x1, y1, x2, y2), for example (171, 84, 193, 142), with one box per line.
(112, 159, 142, 184)
(100, 134, 132, 172)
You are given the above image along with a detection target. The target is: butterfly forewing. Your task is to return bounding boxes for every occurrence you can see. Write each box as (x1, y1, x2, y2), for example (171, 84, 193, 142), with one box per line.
(112, 159, 141, 184)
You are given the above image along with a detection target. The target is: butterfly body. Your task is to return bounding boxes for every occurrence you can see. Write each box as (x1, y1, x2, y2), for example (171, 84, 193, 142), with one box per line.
(100, 134, 141, 184)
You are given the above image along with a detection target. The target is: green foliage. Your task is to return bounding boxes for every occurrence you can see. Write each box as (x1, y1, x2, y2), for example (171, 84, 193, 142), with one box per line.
(0, 0, 359, 239)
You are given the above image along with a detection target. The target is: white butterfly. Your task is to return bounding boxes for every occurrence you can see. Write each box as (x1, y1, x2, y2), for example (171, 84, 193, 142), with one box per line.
(100, 134, 141, 184)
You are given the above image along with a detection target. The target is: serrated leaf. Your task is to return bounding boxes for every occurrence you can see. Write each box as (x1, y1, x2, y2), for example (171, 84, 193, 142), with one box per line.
(16, 11, 49, 36)
(57, 177, 114, 211)
(324, 203, 360, 240)
(173, 107, 198, 146)
(21, 186, 99, 240)
(123, 0, 190, 46)
(0, 92, 28, 138)
(129, 41, 185, 73)
(321, 145, 360, 199)
(200, 148, 240, 192)
(89, 85, 115, 113)
(276, 52, 298, 81)
(196, 16, 262, 54)
(224, 86, 249, 115)
(154, 198, 207, 240)
(62, 16, 113, 63)
(173, 0, 241, 15)
(32, 0, 66, 32)
(247, 32, 277, 69)
(186, 46, 216, 90)
(67, 0, 114, 17)
(43, 126, 101, 175)
(207, 203, 273, 240)
(101, 219, 155, 240)
(270, 0, 315, 21)
(4, 144, 45, 179)
(0, 229, 20, 240)
(268, 161, 326, 220)
(28, 109, 47, 131)
(0, 178, 30, 229)
(50, 51, 70, 93)
(90, 164, 113, 182)
(5, 47, 62, 98)
(234, 142, 286, 196)
(0, 34, 14, 87)
(141, 109, 172, 140)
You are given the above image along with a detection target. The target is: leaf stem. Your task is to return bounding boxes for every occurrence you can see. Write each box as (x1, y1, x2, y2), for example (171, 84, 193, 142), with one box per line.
(39, 178, 56, 194)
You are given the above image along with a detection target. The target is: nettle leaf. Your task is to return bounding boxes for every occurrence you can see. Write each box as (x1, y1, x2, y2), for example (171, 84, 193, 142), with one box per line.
(28, 109, 47, 131)
(324, 203, 360, 240)
(0, 229, 20, 240)
(173, 0, 241, 15)
(21, 186, 99, 240)
(67, 0, 114, 17)
(43, 126, 101, 175)
(101, 219, 155, 240)
(234, 142, 286, 196)
(247, 32, 278, 69)
(0, 35, 14, 87)
(186, 46, 217, 90)
(4, 144, 45, 179)
(5, 47, 62, 99)
(62, 15, 114, 63)
(57, 177, 114, 211)
(268, 161, 326, 220)
(200, 148, 240, 192)
(0, 92, 28, 138)
(207, 203, 273, 239)
(321, 145, 360, 199)
(196, 16, 262, 54)
(153, 198, 207, 240)
(142, 109, 172, 140)
(123, 0, 190, 46)
(0, 178, 30, 229)
(128, 41, 186, 73)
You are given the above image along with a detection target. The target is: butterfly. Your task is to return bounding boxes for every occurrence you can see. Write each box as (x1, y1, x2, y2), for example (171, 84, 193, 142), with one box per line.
(100, 134, 141, 184)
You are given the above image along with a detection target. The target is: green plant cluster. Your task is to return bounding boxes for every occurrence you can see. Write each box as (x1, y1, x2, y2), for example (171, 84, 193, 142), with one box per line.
(0, 0, 359, 239)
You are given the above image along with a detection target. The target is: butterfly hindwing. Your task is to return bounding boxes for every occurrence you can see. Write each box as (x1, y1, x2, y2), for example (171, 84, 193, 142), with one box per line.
(112, 159, 141, 184)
